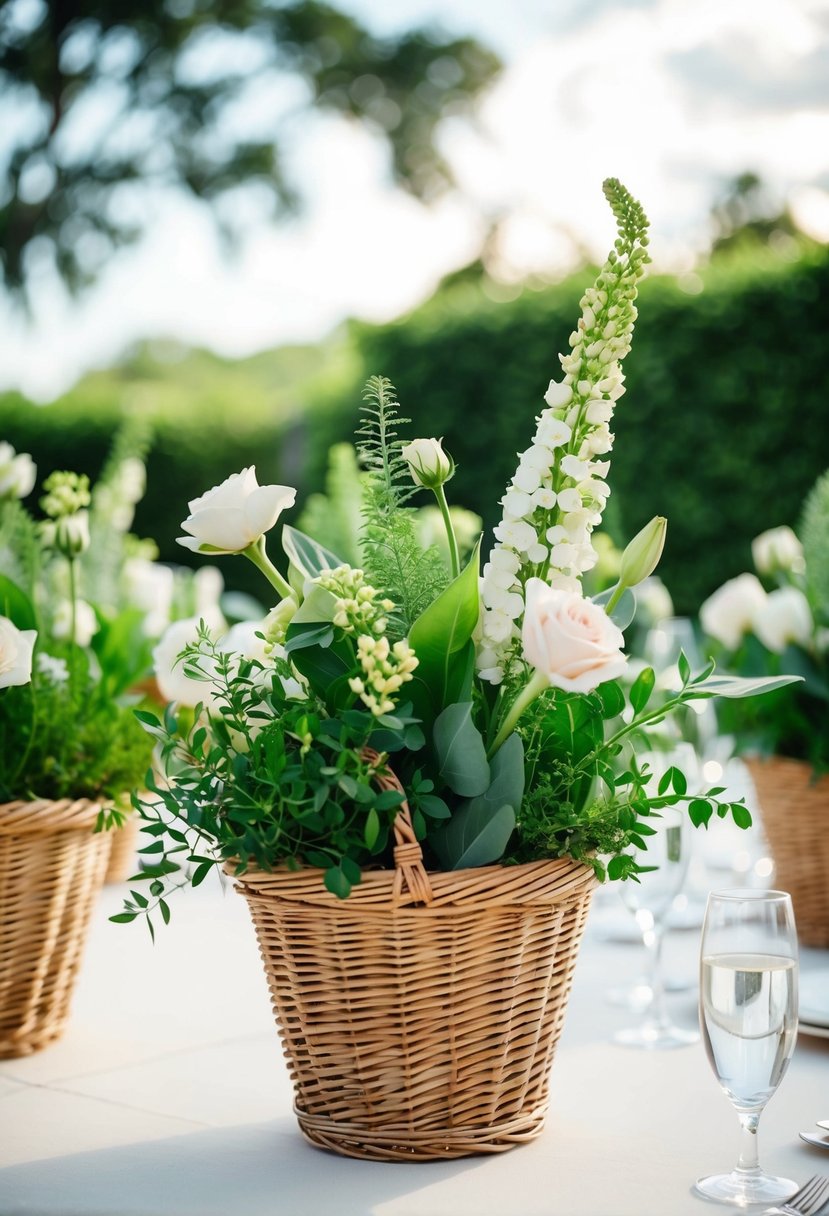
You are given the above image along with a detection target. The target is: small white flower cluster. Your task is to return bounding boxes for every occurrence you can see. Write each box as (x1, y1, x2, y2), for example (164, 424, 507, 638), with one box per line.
(315, 565, 418, 716)
(478, 181, 650, 685)
(36, 652, 69, 685)
(349, 635, 419, 717)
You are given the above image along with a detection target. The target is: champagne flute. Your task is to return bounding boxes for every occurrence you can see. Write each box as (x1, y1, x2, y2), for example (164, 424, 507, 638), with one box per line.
(695, 890, 798, 1207)
(614, 806, 699, 1049)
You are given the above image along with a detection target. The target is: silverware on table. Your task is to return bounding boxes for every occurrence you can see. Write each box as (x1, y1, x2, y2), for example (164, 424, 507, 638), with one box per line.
(800, 1132, 829, 1151)
(761, 1175, 829, 1216)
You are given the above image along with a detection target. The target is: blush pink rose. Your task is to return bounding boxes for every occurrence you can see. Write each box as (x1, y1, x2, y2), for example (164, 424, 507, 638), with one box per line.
(522, 578, 627, 693)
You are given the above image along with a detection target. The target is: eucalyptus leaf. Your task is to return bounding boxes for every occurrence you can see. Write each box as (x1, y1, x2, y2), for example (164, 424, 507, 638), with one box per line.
(433, 701, 490, 797)
(691, 673, 804, 699)
(432, 802, 515, 870)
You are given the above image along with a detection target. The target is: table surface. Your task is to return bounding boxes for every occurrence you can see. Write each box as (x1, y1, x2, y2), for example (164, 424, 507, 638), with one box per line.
(0, 846, 827, 1216)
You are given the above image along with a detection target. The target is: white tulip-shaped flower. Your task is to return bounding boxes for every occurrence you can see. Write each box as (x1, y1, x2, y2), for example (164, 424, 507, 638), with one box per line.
(752, 587, 813, 654)
(700, 574, 768, 652)
(0, 443, 36, 501)
(177, 468, 296, 555)
(0, 616, 37, 689)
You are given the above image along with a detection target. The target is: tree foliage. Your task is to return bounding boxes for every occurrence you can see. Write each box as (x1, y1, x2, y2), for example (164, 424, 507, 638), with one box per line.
(0, 0, 501, 297)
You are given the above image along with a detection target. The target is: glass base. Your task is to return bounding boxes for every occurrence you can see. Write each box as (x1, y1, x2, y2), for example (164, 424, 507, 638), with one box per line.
(606, 976, 693, 1009)
(694, 1169, 797, 1207)
(613, 1021, 699, 1050)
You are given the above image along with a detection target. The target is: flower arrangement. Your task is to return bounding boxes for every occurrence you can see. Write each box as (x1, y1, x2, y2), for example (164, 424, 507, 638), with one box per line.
(117, 180, 796, 931)
(699, 470, 829, 771)
(0, 442, 155, 810)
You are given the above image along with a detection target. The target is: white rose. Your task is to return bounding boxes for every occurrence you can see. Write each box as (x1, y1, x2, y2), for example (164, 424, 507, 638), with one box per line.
(0, 616, 37, 688)
(752, 587, 813, 653)
(177, 467, 296, 555)
(751, 525, 805, 576)
(400, 438, 453, 489)
(700, 573, 767, 651)
(153, 617, 216, 706)
(123, 558, 175, 638)
(522, 578, 627, 693)
(218, 620, 270, 665)
(193, 566, 226, 632)
(0, 442, 36, 500)
(52, 598, 98, 647)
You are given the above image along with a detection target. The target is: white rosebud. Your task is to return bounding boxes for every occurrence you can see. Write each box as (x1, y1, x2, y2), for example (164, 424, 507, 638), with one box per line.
(751, 526, 805, 576)
(522, 579, 627, 693)
(0, 443, 36, 501)
(401, 437, 454, 489)
(0, 616, 37, 688)
(54, 510, 90, 558)
(544, 380, 573, 409)
(52, 598, 98, 647)
(177, 467, 296, 555)
(700, 573, 768, 651)
(753, 587, 813, 653)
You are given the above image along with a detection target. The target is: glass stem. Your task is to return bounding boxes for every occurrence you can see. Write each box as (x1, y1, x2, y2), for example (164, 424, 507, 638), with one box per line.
(643, 923, 670, 1030)
(736, 1111, 762, 1176)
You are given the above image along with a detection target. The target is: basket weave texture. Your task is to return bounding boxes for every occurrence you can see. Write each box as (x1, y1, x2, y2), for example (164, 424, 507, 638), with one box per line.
(232, 755, 597, 1161)
(747, 756, 829, 947)
(104, 813, 140, 885)
(0, 798, 111, 1057)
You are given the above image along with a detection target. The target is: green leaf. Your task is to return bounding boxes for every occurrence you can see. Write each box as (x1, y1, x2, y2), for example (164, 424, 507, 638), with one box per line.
(433, 702, 490, 797)
(0, 573, 36, 631)
(324, 863, 352, 899)
(677, 650, 691, 686)
(598, 681, 626, 719)
(281, 525, 344, 581)
(109, 912, 137, 924)
(688, 799, 712, 828)
(407, 540, 481, 720)
(431, 733, 523, 869)
(731, 803, 752, 830)
(364, 807, 380, 850)
(159, 899, 171, 925)
(418, 794, 451, 819)
(629, 667, 655, 714)
(593, 586, 636, 630)
(690, 673, 803, 699)
(669, 766, 687, 796)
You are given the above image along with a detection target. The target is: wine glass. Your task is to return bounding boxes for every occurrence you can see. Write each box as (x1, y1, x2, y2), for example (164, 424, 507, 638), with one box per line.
(614, 806, 699, 1049)
(695, 890, 799, 1207)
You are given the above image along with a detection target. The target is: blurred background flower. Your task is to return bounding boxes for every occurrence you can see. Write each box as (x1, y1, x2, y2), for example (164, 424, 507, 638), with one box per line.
(2, 0, 829, 611)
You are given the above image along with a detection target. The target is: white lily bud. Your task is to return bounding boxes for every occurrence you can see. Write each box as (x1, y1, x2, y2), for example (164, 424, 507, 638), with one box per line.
(618, 516, 667, 590)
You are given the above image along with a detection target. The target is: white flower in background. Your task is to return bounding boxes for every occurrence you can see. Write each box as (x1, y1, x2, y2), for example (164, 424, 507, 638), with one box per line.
(401, 438, 453, 489)
(177, 468, 296, 555)
(751, 525, 805, 576)
(816, 628, 829, 654)
(700, 573, 768, 651)
(478, 180, 650, 683)
(522, 579, 627, 693)
(0, 616, 37, 688)
(153, 617, 216, 706)
(52, 598, 98, 647)
(36, 652, 69, 685)
(54, 510, 91, 558)
(635, 577, 674, 625)
(194, 566, 226, 632)
(218, 620, 270, 665)
(118, 458, 146, 505)
(0, 443, 36, 501)
(752, 587, 813, 654)
(123, 557, 175, 638)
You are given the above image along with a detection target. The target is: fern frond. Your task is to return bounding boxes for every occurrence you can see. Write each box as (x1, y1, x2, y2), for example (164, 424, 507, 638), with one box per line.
(0, 499, 41, 603)
(356, 375, 448, 634)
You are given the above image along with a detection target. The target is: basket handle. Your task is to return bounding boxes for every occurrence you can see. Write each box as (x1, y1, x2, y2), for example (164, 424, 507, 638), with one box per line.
(362, 748, 434, 906)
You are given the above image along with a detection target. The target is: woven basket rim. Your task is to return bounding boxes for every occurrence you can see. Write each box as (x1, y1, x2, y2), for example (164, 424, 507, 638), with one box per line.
(228, 853, 597, 909)
(0, 796, 108, 835)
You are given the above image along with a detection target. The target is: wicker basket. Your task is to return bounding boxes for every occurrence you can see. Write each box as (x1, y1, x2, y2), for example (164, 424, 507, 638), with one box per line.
(232, 759, 597, 1161)
(0, 798, 112, 1057)
(104, 813, 140, 885)
(747, 756, 829, 947)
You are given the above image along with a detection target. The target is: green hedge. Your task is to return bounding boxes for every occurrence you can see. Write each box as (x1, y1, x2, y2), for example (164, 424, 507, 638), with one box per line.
(3, 248, 828, 613)
(315, 248, 829, 612)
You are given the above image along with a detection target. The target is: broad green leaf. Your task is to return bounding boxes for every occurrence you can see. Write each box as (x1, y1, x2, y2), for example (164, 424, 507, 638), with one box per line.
(432, 802, 515, 870)
(433, 701, 489, 797)
(598, 681, 626, 720)
(629, 667, 655, 714)
(592, 586, 637, 630)
(289, 583, 339, 628)
(0, 573, 36, 631)
(533, 690, 603, 813)
(731, 803, 752, 829)
(690, 673, 803, 699)
(282, 525, 343, 581)
(407, 541, 481, 720)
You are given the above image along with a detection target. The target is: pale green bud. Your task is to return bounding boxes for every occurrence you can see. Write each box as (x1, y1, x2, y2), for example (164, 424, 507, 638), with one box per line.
(54, 510, 91, 558)
(618, 516, 667, 589)
(400, 437, 454, 490)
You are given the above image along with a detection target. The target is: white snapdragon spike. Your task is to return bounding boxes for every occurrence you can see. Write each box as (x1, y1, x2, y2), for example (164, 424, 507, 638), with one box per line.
(478, 179, 651, 683)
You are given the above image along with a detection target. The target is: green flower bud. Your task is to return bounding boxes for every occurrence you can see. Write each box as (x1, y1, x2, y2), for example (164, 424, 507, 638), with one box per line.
(618, 516, 667, 589)
(401, 438, 454, 490)
(54, 510, 91, 558)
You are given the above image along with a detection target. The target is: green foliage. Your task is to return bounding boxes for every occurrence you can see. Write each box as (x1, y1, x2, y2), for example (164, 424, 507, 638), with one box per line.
(357, 376, 448, 632)
(296, 444, 364, 565)
(802, 469, 829, 622)
(0, 500, 40, 602)
(406, 540, 480, 722)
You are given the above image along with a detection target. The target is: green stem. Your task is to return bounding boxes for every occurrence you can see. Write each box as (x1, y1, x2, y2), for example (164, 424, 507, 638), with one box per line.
(68, 556, 77, 647)
(488, 669, 549, 759)
(581, 692, 689, 766)
(433, 484, 460, 579)
(242, 536, 294, 600)
(604, 580, 625, 614)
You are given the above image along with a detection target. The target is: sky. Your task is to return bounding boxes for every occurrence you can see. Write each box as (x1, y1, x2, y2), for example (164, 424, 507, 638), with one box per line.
(2, 0, 829, 401)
